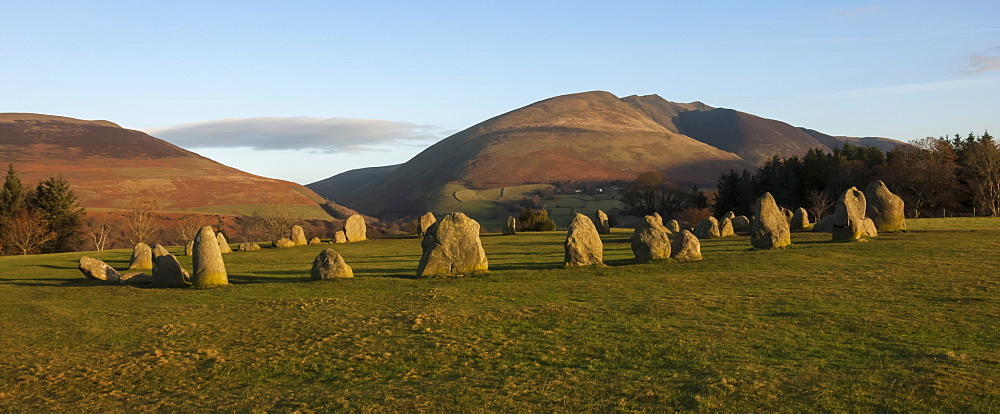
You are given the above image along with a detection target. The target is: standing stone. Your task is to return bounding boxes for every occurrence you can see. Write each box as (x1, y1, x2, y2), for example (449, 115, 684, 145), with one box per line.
(631, 215, 671, 262)
(502, 216, 517, 235)
(217, 232, 233, 253)
(832, 187, 867, 242)
(731, 216, 750, 232)
(333, 231, 347, 244)
(594, 210, 611, 235)
(273, 238, 295, 248)
(862, 218, 879, 238)
(308, 237, 322, 245)
(311, 248, 354, 280)
(237, 242, 261, 251)
(719, 217, 736, 237)
(750, 192, 792, 249)
(418, 212, 437, 236)
(128, 243, 153, 270)
(192, 226, 228, 288)
(722, 211, 736, 221)
(693, 217, 721, 239)
(564, 213, 603, 267)
(865, 180, 906, 232)
(665, 219, 680, 233)
(790, 208, 809, 230)
(416, 212, 488, 277)
(151, 243, 170, 258)
(670, 230, 702, 261)
(291, 225, 308, 246)
(652, 212, 664, 225)
(812, 215, 834, 233)
(781, 207, 794, 223)
(119, 272, 153, 284)
(344, 214, 366, 242)
(152, 254, 190, 287)
(79, 256, 121, 281)
(184, 241, 194, 256)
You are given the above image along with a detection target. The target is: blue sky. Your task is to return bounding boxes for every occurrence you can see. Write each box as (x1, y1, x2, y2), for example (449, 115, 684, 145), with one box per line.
(2, 1, 998, 184)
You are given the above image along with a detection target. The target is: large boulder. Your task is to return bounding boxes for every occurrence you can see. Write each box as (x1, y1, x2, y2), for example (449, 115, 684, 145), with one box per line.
(502, 216, 517, 235)
(217, 232, 233, 253)
(865, 180, 906, 232)
(416, 212, 488, 277)
(652, 212, 664, 226)
(311, 248, 354, 280)
(594, 210, 611, 235)
(128, 243, 152, 270)
(344, 214, 366, 242)
(664, 219, 680, 233)
(308, 237, 322, 245)
(333, 231, 347, 244)
(812, 215, 834, 233)
(832, 187, 867, 242)
(780, 207, 794, 223)
(184, 241, 193, 256)
(731, 216, 750, 232)
(291, 225, 308, 246)
(237, 242, 261, 251)
(79, 256, 120, 281)
(790, 208, 809, 230)
(750, 192, 792, 249)
(151, 243, 170, 258)
(631, 215, 671, 262)
(272, 238, 295, 249)
(670, 230, 702, 261)
(152, 254, 190, 288)
(418, 212, 437, 236)
(119, 272, 154, 284)
(192, 226, 228, 288)
(718, 217, 735, 237)
(722, 211, 736, 221)
(693, 217, 721, 239)
(564, 213, 603, 267)
(862, 218, 879, 238)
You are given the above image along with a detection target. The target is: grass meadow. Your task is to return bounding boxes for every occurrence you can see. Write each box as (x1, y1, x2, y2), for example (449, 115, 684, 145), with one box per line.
(0, 218, 997, 411)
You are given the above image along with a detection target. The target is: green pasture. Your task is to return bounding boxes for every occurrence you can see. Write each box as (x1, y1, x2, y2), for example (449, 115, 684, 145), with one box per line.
(0, 218, 997, 411)
(426, 183, 624, 229)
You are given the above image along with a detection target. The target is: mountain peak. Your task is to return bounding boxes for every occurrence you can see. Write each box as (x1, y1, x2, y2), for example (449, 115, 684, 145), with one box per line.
(0, 113, 121, 128)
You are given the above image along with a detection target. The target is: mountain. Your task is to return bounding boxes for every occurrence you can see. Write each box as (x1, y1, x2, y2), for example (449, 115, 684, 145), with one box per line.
(0, 113, 332, 219)
(309, 91, 755, 216)
(309, 91, 907, 218)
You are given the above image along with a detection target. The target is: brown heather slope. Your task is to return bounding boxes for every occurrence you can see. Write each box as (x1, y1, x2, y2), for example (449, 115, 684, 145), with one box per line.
(0, 114, 332, 218)
(309, 91, 753, 216)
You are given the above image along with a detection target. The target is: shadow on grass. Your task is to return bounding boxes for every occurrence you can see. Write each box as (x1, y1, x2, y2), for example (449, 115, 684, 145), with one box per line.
(35, 264, 77, 270)
(228, 273, 313, 284)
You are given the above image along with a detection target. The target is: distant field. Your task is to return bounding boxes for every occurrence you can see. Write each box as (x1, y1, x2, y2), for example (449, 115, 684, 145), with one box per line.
(426, 183, 624, 229)
(84, 204, 335, 221)
(0, 218, 998, 411)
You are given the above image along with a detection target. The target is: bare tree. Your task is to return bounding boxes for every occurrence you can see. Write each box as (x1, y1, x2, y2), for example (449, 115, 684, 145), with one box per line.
(962, 138, 1000, 216)
(84, 215, 115, 251)
(175, 213, 206, 243)
(1, 210, 56, 255)
(124, 198, 160, 244)
(806, 190, 833, 221)
(259, 204, 299, 240)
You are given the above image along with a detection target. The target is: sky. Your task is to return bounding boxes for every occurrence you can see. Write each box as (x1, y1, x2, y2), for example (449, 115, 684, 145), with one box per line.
(2, 1, 999, 184)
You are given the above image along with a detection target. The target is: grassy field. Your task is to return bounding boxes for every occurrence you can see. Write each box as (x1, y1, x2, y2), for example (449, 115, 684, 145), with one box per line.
(0, 218, 998, 411)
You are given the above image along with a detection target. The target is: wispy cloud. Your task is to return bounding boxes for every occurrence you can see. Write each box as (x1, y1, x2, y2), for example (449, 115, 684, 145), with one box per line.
(828, 77, 1000, 98)
(832, 5, 882, 17)
(961, 48, 1000, 74)
(144, 117, 446, 153)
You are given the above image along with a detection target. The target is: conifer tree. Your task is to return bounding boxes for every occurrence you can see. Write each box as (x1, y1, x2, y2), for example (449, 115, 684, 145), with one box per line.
(0, 164, 27, 221)
(33, 175, 86, 252)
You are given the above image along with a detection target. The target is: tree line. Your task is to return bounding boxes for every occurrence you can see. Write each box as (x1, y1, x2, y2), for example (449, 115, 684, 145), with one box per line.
(0, 164, 86, 254)
(715, 132, 1000, 219)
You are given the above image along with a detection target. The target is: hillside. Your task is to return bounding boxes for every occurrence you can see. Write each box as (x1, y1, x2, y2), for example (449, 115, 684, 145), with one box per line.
(0, 113, 333, 219)
(309, 91, 754, 216)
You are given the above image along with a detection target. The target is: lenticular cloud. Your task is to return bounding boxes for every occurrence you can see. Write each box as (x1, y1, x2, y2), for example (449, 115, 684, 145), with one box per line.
(144, 116, 444, 153)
